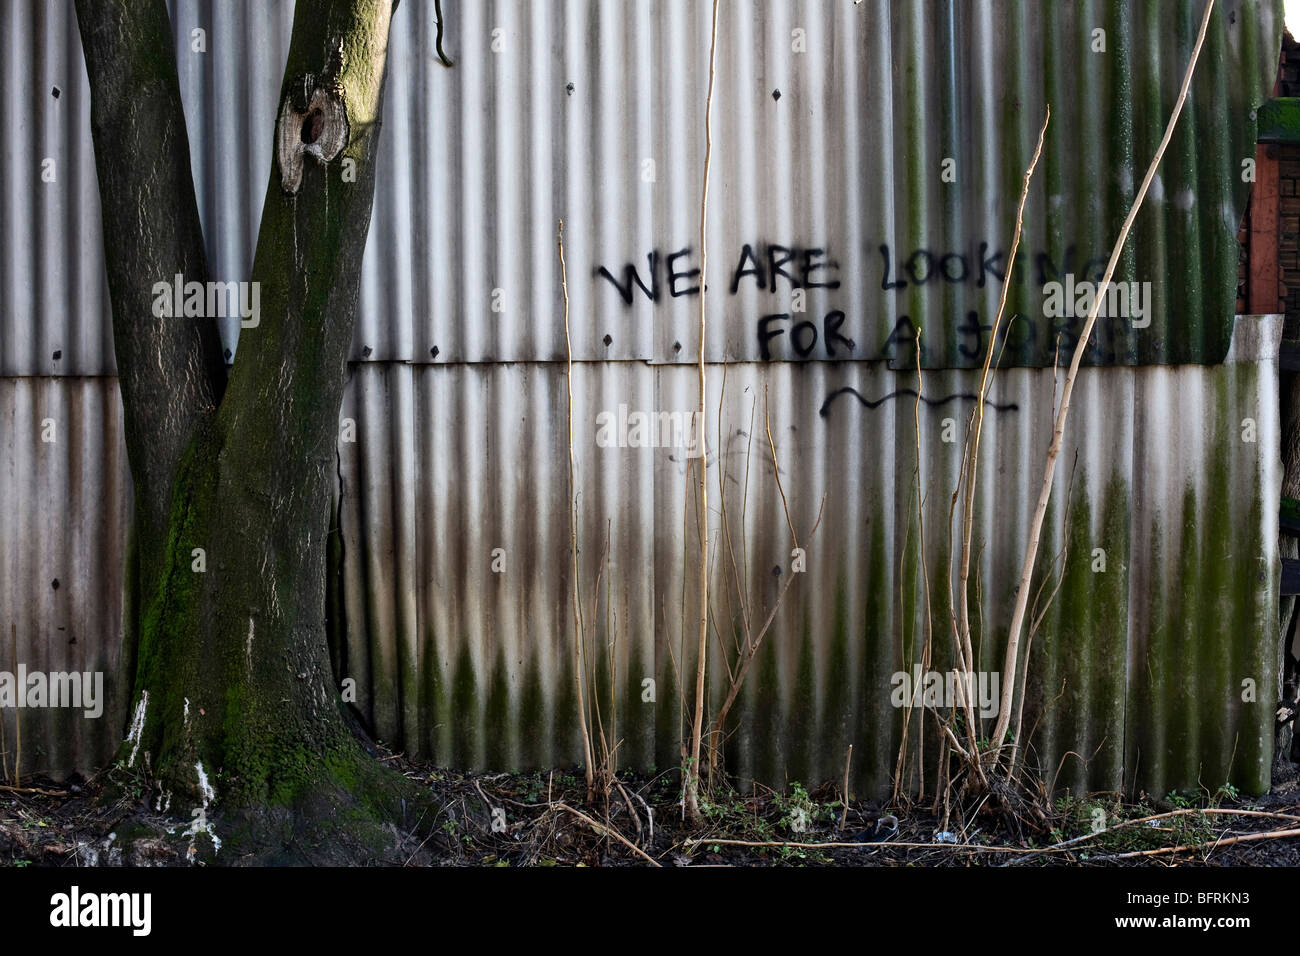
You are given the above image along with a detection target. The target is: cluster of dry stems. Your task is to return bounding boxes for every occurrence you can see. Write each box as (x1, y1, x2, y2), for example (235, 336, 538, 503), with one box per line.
(557, 0, 1217, 828)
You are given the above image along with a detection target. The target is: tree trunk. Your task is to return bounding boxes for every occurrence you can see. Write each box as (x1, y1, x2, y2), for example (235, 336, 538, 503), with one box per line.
(77, 0, 432, 862)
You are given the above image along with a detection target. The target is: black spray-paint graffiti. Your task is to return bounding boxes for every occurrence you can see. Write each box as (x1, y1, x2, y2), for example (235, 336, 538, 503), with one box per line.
(818, 387, 1020, 420)
(595, 241, 1136, 363)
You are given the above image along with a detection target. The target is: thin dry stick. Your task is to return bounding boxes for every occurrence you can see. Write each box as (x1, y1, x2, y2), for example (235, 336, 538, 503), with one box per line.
(959, 104, 1049, 629)
(556, 802, 662, 866)
(709, 389, 822, 737)
(1007, 807, 1300, 865)
(840, 745, 853, 829)
(588, 530, 613, 796)
(994, 0, 1217, 751)
(686, 0, 721, 822)
(958, 173, 1044, 663)
(1091, 827, 1300, 862)
(892, 486, 916, 801)
(738, 396, 757, 588)
(896, 365, 956, 807)
(952, 108, 1050, 782)
(714, 369, 744, 643)
(715, 368, 753, 663)
(684, 837, 1047, 854)
(706, 372, 747, 783)
(706, 603, 738, 688)
(630, 786, 655, 844)
(0, 656, 7, 785)
(912, 329, 933, 800)
(764, 384, 798, 550)
(559, 220, 595, 800)
(0, 784, 64, 796)
(659, 594, 691, 714)
(674, 468, 693, 748)
(472, 779, 498, 821)
(605, 531, 618, 782)
(1009, 453, 1077, 776)
(614, 779, 642, 838)
(933, 734, 950, 821)
(708, 495, 828, 749)
(590, 530, 618, 801)
(11, 623, 19, 784)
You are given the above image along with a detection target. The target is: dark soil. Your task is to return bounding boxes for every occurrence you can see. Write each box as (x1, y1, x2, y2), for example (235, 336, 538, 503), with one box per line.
(2, 752, 1297, 867)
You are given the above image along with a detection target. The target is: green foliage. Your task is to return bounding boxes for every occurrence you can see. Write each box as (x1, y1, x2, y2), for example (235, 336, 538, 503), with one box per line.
(1050, 786, 1241, 857)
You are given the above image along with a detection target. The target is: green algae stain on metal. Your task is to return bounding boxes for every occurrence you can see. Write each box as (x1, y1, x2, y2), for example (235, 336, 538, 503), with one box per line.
(518, 655, 546, 768)
(418, 628, 445, 764)
(485, 654, 511, 769)
(450, 644, 478, 768)
(820, 578, 853, 785)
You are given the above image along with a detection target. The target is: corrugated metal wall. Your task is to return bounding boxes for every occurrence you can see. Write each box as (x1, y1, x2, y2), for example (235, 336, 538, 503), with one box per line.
(336, 315, 1279, 796)
(0, 1, 1285, 796)
(3, 0, 1280, 370)
(0, 378, 130, 777)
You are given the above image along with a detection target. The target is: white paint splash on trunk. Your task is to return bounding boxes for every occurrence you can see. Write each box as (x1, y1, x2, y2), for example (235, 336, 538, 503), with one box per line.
(180, 760, 222, 854)
(195, 760, 215, 807)
(124, 690, 149, 767)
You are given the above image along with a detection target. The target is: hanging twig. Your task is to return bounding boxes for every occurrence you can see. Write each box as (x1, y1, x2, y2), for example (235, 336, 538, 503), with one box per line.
(433, 0, 454, 68)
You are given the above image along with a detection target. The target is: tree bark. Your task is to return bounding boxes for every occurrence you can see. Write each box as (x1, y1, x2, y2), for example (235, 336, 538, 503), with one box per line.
(78, 0, 431, 861)
(74, 0, 227, 601)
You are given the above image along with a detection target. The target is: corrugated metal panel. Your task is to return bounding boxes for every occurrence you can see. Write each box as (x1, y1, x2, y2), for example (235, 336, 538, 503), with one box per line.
(336, 314, 1278, 795)
(0, 378, 130, 779)
(0, 0, 115, 376)
(356, 0, 1279, 367)
(0, 329, 1279, 793)
(0, 1, 1284, 796)
(0, 1, 1281, 372)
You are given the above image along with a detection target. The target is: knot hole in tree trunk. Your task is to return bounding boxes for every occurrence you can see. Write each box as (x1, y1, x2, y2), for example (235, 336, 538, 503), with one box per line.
(302, 108, 324, 145)
(277, 82, 348, 194)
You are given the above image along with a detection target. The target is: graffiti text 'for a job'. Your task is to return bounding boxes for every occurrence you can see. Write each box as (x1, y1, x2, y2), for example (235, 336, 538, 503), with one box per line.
(594, 241, 1143, 361)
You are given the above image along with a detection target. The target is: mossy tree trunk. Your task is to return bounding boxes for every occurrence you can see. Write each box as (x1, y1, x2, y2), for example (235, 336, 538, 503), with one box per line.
(77, 0, 429, 859)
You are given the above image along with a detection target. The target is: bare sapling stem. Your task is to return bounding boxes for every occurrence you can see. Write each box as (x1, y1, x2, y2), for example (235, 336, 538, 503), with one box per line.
(840, 744, 853, 829)
(992, 0, 1216, 754)
(951, 106, 1050, 785)
(559, 220, 595, 801)
(685, 0, 721, 822)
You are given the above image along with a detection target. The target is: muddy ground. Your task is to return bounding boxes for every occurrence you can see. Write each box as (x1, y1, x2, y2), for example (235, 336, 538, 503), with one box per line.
(2, 749, 1298, 866)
